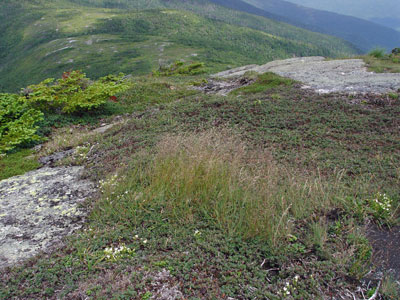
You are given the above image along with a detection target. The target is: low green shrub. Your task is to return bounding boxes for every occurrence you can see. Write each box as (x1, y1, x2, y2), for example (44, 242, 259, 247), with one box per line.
(22, 71, 129, 114)
(153, 61, 205, 77)
(368, 48, 386, 59)
(0, 93, 43, 153)
(1, 71, 129, 154)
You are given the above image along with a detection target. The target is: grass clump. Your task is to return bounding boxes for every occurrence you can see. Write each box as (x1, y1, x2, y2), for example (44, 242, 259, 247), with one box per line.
(232, 72, 294, 94)
(98, 129, 351, 247)
(381, 274, 400, 299)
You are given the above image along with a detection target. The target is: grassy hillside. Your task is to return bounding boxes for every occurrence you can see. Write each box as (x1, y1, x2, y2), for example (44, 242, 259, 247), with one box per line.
(0, 0, 359, 92)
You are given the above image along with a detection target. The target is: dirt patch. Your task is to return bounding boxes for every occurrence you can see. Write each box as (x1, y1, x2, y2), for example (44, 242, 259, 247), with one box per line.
(368, 225, 400, 279)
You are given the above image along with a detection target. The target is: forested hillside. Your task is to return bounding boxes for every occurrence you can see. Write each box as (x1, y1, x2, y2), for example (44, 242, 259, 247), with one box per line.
(0, 0, 359, 92)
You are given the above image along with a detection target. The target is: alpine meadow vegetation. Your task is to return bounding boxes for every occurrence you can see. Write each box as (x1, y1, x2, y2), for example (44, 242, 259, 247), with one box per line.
(1, 0, 400, 299)
(1, 69, 399, 298)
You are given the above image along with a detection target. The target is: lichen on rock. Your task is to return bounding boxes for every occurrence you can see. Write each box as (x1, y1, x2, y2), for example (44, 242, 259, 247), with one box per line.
(0, 166, 94, 269)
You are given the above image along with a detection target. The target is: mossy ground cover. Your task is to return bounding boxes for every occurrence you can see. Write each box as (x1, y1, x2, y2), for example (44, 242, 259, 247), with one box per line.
(0, 149, 41, 180)
(1, 72, 399, 299)
(363, 53, 400, 73)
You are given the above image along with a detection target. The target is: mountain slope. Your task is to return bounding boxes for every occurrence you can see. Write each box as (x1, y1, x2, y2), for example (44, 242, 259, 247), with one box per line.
(239, 0, 400, 51)
(285, 0, 400, 31)
(370, 17, 400, 32)
(284, 0, 400, 20)
(0, 0, 359, 92)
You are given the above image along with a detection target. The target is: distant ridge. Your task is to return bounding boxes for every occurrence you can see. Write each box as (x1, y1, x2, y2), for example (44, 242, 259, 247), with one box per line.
(210, 0, 400, 52)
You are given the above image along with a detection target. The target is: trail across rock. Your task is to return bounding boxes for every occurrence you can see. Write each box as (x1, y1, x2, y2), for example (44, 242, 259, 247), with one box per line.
(212, 57, 400, 94)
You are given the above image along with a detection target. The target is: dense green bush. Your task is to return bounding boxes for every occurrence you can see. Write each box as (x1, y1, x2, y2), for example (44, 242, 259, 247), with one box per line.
(0, 93, 43, 153)
(153, 61, 206, 77)
(1, 71, 129, 154)
(23, 71, 129, 114)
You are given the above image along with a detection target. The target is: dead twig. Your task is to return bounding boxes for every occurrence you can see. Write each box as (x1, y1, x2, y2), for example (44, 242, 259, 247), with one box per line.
(367, 280, 382, 300)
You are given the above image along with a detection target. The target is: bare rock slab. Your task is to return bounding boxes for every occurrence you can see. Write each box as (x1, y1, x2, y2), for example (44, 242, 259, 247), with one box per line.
(0, 166, 94, 269)
(212, 57, 400, 94)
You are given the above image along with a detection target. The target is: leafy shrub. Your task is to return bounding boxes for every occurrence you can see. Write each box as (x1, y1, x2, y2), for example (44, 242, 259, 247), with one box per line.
(0, 93, 43, 153)
(368, 48, 386, 58)
(22, 71, 129, 114)
(153, 61, 205, 77)
(392, 47, 400, 55)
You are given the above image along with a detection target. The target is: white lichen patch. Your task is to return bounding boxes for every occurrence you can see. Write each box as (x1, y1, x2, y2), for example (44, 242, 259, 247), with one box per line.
(0, 166, 94, 269)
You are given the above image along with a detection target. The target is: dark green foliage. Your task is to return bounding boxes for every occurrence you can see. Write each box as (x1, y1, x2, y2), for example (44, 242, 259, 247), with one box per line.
(0, 93, 44, 153)
(392, 48, 400, 55)
(1, 71, 128, 154)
